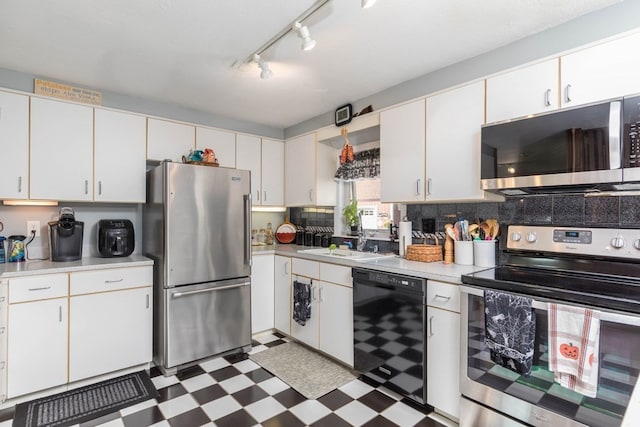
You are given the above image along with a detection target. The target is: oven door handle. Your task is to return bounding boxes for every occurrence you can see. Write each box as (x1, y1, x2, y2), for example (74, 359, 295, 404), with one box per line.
(460, 285, 640, 326)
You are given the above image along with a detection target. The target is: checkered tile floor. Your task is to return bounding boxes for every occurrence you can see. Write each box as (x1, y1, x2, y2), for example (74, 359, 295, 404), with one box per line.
(0, 332, 456, 427)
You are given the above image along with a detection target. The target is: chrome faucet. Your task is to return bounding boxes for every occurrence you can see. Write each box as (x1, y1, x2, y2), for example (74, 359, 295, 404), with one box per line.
(357, 212, 367, 251)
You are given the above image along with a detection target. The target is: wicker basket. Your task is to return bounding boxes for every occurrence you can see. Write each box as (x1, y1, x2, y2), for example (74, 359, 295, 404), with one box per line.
(406, 235, 443, 263)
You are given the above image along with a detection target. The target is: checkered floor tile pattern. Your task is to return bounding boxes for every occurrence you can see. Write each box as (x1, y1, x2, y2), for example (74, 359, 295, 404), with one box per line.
(0, 332, 456, 427)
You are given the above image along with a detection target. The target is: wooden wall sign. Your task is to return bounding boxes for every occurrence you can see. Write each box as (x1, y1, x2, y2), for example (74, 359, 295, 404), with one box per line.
(34, 79, 102, 105)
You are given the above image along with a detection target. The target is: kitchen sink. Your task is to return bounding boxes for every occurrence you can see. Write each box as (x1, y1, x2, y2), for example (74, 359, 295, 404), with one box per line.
(297, 247, 396, 262)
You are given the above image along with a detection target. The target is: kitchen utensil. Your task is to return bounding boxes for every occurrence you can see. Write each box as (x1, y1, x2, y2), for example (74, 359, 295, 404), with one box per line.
(446, 226, 457, 241)
(462, 219, 470, 241)
(454, 221, 462, 241)
(479, 222, 491, 240)
(275, 222, 296, 244)
(491, 222, 500, 240)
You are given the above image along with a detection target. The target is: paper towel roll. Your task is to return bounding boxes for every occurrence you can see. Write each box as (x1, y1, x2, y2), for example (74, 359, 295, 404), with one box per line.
(398, 221, 412, 257)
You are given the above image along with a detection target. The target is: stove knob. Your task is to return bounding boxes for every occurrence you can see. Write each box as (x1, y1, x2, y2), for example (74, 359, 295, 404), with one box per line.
(634, 239, 640, 250)
(525, 232, 537, 243)
(611, 236, 625, 249)
(511, 232, 521, 242)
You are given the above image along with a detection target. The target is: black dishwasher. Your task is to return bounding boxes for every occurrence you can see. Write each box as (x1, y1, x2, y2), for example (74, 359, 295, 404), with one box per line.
(352, 268, 428, 406)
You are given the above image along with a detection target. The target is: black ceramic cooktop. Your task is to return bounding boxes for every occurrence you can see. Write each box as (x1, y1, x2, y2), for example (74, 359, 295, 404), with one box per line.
(462, 265, 640, 315)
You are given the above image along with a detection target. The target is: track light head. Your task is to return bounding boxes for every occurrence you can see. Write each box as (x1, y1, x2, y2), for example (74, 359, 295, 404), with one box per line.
(361, 0, 376, 8)
(253, 54, 273, 79)
(293, 21, 316, 51)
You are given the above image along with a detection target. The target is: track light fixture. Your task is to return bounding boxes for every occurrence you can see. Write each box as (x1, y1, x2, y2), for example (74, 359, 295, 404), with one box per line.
(293, 21, 316, 51)
(253, 54, 273, 80)
(236, 0, 331, 79)
(361, 0, 376, 8)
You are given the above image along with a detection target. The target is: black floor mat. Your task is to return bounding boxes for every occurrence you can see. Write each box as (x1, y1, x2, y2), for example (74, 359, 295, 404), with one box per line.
(12, 370, 158, 427)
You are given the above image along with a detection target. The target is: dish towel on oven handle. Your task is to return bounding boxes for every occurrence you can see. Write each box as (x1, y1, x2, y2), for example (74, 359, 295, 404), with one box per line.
(292, 280, 312, 326)
(484, 290, 536, 376)
(548, 303, 600, 398)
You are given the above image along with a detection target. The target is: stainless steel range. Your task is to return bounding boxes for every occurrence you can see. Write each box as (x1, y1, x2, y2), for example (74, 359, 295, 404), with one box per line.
(461, 225, 640, 427)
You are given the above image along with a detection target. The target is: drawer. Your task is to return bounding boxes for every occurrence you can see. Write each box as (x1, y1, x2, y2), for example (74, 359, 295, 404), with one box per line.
(426, 280, 460, 313)
(9, 274, 68, 303)
(70, 266, 152, 295)
(292, 258, 319, 279)
(319, 263, 352, 287)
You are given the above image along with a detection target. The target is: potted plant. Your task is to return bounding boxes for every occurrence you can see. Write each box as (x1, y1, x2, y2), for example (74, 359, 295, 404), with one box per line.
(342, 199, 360, 235)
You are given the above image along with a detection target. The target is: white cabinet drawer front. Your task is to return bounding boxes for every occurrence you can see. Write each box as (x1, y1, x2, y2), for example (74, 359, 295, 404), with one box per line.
(70, 266, 152, 295)
(292, 258, 319, 279)
(9, 274, 68, 303)
(426, 280, 460, 313)
(319, 263, 352, 287)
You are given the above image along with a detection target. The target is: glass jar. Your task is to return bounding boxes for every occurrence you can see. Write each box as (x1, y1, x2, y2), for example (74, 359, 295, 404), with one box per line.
(257, 229, 266, 244)
(265, 223, 274, 245)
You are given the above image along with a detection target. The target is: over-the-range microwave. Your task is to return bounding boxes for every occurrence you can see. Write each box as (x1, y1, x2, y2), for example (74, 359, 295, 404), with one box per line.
(480, 95, 640, 195)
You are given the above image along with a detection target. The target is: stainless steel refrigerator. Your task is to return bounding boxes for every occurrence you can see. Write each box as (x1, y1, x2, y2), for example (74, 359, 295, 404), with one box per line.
(143, 161, 252, 375)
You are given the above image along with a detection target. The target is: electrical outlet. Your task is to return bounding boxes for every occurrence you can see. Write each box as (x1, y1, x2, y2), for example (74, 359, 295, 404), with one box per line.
(27, 221, 40, 237)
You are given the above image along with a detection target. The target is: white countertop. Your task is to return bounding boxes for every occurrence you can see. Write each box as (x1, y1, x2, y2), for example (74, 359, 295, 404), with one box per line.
(253, 244, 490, 283)
(0, 255, 154, 278)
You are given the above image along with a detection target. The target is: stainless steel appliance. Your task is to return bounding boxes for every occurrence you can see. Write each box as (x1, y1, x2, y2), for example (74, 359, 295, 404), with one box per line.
(481, 98, 622, 195)
(48, 207, 84, 262)
(461, 225, 640, 427)
(623, 93, 640, 183)
(97, 219, 135, 257)
(143, 161, 252, 375)
(352, 268, 428, 406)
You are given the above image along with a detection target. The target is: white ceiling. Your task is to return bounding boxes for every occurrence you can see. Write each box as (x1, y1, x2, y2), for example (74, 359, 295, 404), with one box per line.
(0, 0, 620, 129)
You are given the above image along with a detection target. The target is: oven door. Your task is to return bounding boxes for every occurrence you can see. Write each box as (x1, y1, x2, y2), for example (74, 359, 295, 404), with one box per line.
(460, 285, 640, 427)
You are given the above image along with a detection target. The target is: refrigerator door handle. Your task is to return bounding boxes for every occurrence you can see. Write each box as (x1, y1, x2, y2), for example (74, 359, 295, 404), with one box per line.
(172, 282, 250, 298)
(244, 193, 252, 266)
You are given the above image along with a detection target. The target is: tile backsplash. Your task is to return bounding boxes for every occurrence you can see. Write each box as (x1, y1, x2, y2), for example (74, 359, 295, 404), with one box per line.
(406, 194, 640, 231)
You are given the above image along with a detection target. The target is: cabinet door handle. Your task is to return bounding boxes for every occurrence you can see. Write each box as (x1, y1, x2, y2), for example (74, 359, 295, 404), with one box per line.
(105, 278, 124, 284)
(59, 305, 63, 322)
(256, 190, 260, 201)
(434, 294, 451, 301)
(427, 178, 432, 196)
(416, 179, 421, 196)
(544, 89, 551, 107)
(28, 286, 51, 291)
(429, 315, 434, 337)
(18, 176, 22, 193)
(98, 181, 102, 195)
(263, 190, 267, 202)
(311, 284, 317, 301)
(309, 189, 313, 201)
(319, 286, 324, 302)
(85, 180, 89, 194)
(146, 294, 150, 309)
(284, 261, 289, 275)
(565, 84, 572, 103)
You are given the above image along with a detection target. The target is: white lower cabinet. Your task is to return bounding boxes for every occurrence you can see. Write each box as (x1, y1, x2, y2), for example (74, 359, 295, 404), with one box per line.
(5, 266, 153, 399)
(7, 273, 69, 399)
(69, 287, 151, 382)
(318, 280, 353, 366)
(289, 259, 353, 366)
(290, 276, 320, 348)
(250, 254, 275, 334)
(273, 255, 291, 334)
(426, 280, 460, 420)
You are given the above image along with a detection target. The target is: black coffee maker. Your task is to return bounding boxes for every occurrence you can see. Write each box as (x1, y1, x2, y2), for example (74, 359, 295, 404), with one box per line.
(49, 207, 84, 262)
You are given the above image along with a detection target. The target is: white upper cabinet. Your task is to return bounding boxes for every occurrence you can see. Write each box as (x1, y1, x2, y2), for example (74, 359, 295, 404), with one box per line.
(196, 126, 236, 168)
(30, 97, 94, 201)
(561, 32, 640, 108)
(147, 118, 195, 162)
(236, 134, 262, 203)
(426, 81, 491, 201)
(261, 138, 284, 206)
(0, 91, 29, 200)
(380, 99, 426, 203)
(94, 108, 147, 203)
(486, 58, 559, 123)
(285, 133, 335, 206)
